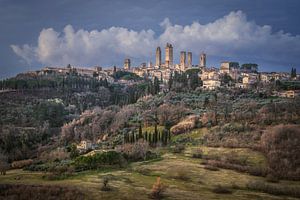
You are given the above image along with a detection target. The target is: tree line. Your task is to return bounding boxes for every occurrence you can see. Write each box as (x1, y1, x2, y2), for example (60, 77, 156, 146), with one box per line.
(123, 124, 171, 146)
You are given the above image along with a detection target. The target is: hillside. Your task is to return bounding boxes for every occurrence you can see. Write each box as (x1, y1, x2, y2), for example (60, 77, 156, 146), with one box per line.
(0, 73, 300, 200)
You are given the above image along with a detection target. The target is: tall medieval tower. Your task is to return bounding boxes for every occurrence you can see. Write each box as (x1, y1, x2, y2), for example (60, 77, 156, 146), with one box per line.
(180, 51, 186, 69)
(165, 43, 173, 68)
(124, 58, 131, 70)
(200, 53, 206, 68)
(187, 52, 192, 67)
(156, 47, 161, 67)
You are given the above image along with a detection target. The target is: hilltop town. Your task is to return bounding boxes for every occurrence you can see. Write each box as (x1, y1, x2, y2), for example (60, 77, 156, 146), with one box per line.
(3, 42, 298, 98)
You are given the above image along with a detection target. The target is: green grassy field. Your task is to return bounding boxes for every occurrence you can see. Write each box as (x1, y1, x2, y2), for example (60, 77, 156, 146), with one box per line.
(1, 128, 299, 200)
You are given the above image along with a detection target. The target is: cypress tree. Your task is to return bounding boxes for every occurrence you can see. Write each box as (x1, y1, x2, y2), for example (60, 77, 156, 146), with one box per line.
(145, 131, 148, 142)
(132, 131, 136, 143)
(154, 125, 158, 145)
(129, 132, 133, 143)
(154, 77, 160, 94)
(124, 133, 127, 143)
(138, 123, 143, 139)
(161, 129, 166, 145)
(158, 131, 161, 143)
(148, 133, 152, 145)
(168, 73, 173, 90)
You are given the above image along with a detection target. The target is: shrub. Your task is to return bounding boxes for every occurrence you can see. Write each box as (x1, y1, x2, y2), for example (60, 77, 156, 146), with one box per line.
(39, 148, 70, 162)
(248, 166, 268, 177)
(74, 151, 125, 171)
(11, 159, 33, 169)
(246, 181, 300, 198)
(205, 160, 267, 176)
(43, 164, 75, 180)
(171, 144, 185, 154)
(204, 165, 219, 171)
(150, 177, 166, 200)
(200, 160, 208, 165)
(266, 174, 279, 183)
(0, 183, 85, 199)
(167, 166, 190, 181)
(0, 153, 9, 175)
(211, 184, 232, 194)
(117, 139, 150, 161)
(101, 176, 111, 191)
(222, 123, 253, 133)
(24, 162, 52, 172)
(191, 148, 203, 158)
(0, 163, 9, 175)
(170, 115, 199, 135)
(261, 124, 300, 180)
(136, 167, 151, 176)
(230, 182, 240, 190)
(203, 127, 262, 149)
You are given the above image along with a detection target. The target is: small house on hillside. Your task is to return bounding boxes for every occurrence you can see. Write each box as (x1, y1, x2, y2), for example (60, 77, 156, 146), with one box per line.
(76, 140, 93, 151)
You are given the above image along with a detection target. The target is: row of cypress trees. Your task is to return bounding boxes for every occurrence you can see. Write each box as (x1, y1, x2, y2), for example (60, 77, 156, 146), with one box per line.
(124, 125, 171, 146)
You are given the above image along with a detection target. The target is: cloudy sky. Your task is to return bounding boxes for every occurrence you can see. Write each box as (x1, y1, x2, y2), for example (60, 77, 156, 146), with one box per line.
(1, 0, 300, 78)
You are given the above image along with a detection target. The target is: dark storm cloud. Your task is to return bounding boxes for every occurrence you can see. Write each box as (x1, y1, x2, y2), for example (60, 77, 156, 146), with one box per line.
(1, 0, 300, 78)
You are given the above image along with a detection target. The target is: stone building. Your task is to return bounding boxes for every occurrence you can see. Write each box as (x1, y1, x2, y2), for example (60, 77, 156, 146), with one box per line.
(165, 43, 173, 68)
(220, 61, 239, 74)
(156, 47, 161, 67)
(76, 140, 93, 151)
(203, 79, 221, 90)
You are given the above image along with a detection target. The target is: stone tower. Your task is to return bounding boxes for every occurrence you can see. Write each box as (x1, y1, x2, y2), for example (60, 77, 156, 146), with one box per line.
(200, 53, 206, 68)
(180, 51, 186, 68)
(156, 47, 161, 67)
(165, 43, 173, 68)
(187, 52, 192, 67)
(124, 58, 131, 70)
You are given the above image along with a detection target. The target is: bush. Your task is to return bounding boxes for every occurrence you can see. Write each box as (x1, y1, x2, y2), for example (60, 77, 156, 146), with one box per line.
(43, 164, 75, 180)
(170, 115, 199, 135)
(117, 139, 150, 161)
(136, 167, 151, 176)
(0, 183, 85, 199)
(261, 124, 300, 180)
(24, 161, 60, 172)
(204, 165, 219, 171)
(246, 181, 300, 198)
(39, 148, 70, 162)
(222, 123, 253, 133)
(11, 159, 33, 169)
(167, 166, 190, 181)
(266, 174, 279, 183)
(74, 151, 125, 171)
(0, 153, 9, 175)
(211, 184, 232, 194)
(150, 177, 166, 200)
(191, 148, 203, 158)
(205, 160, 267, 176)
(0, 163, 9, 175)
(171, 144, 185, 154)
(101, 176, 111, 191)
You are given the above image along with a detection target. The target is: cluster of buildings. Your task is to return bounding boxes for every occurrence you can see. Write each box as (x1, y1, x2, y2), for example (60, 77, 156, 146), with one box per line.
(36, 65, 115, 83)
(27, 42, 298, 92)
(122, 43, 296, 90)
(128, 43, 207, 84)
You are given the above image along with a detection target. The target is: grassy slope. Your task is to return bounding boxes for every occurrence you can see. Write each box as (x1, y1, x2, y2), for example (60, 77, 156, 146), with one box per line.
(1, 128, 300, 200)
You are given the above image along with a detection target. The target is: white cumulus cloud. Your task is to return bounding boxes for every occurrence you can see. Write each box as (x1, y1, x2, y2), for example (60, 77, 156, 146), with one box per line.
(11, 11, 300, 68)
